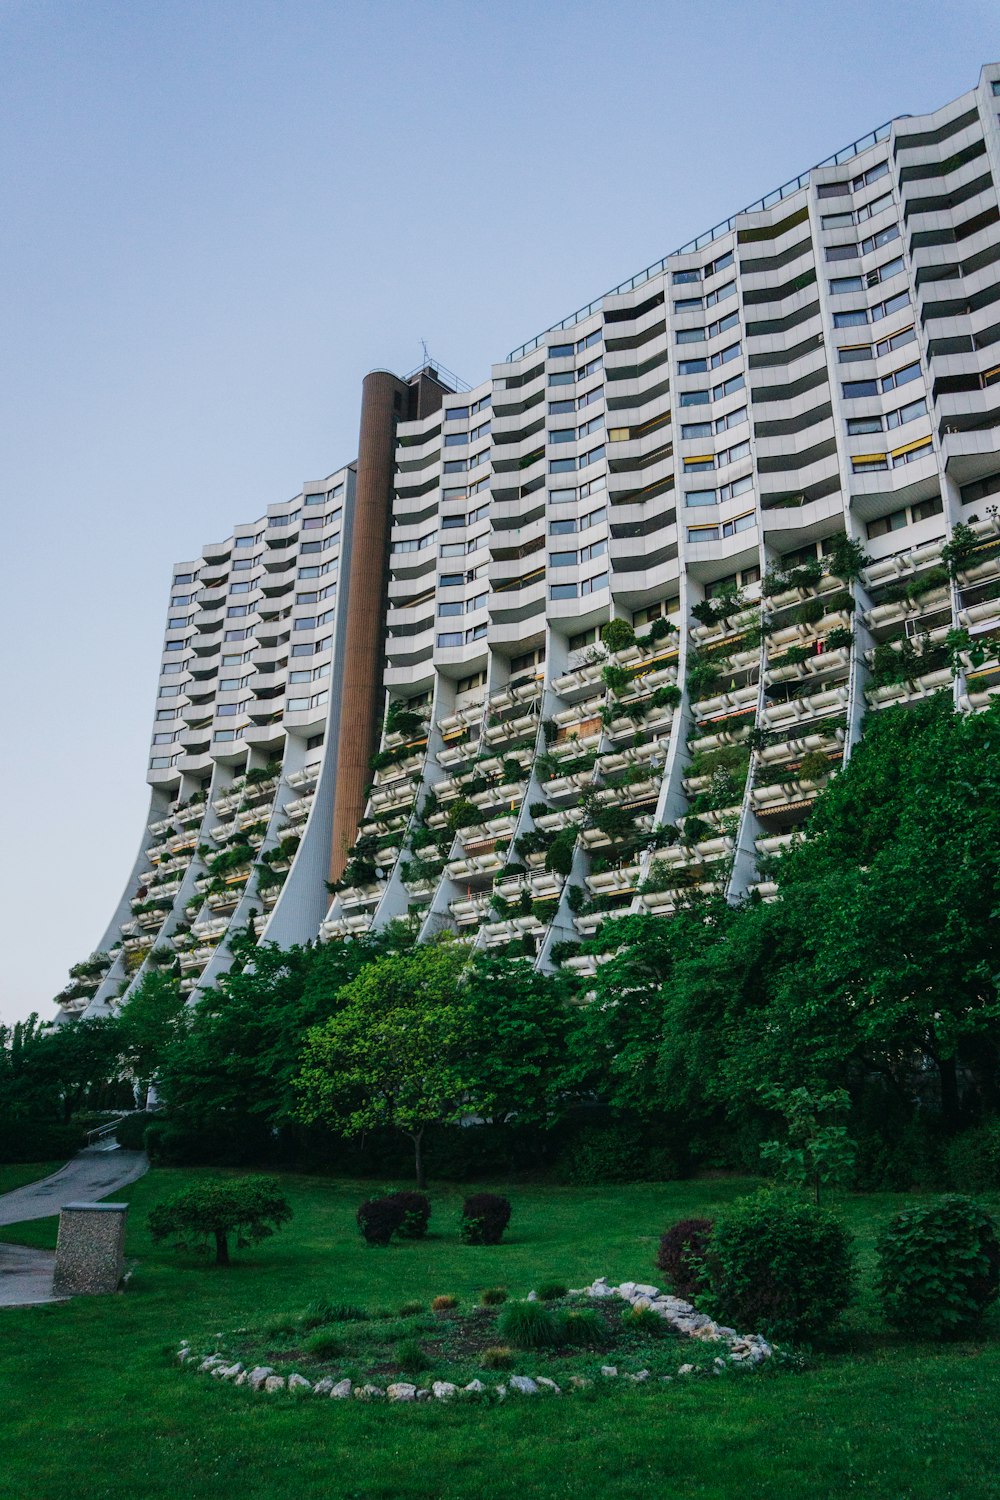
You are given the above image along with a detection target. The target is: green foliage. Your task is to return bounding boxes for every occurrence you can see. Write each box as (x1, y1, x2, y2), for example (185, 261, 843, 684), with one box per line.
(560, 1307, 606, 1346)
(704, 1191, 857, 1343)
(941, 522, 979, 578)
(147, 1176, 292, 1266)
(356, 1196, 405, 1246)
(943, 1122, 1000, 1193)
(305, 1331, 343, 1360)
(496, 1299, 561, 1349)
(876, 1196, 1000, 1337)
(535, 1280, 567, 1301)
(395, 1338, 432, 1372)
(460, 1192, 511, 1245)
(480, 1286, 508, 1306)
(622, 1306, 668, 1336)
(759, 1087, 857, 1204)
(601, 663, 631, 696)
(826, 531, 870, 582)
(387, 1190, 431, 1239)
(544, 825, 577, 877)
(601, 618, 636, 653)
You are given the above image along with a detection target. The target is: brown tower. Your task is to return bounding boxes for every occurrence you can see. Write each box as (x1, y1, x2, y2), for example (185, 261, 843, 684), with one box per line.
(327, 366, 450, 884)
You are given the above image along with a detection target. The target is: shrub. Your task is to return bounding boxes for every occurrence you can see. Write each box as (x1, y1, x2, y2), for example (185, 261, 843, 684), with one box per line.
(114, 1112, 151, 1150)
(656, 1217, 713, 1299)
(356, 1196, 405, 1246)
(876, 1196, 1000, 1338)
(556, 1122, 647, 1185)
(148, 1177, 292, 1266)
(460, 1193, 512, 1245)
(622, 1306, 668, 1337)
(496, 1300, 561, 1349)
(560, 1308, 605, 1347)
(482, 1346, 513, 1369)
(299, 1298, 342, 1330)
(305, 1332, 343, 1360)
(399, 1301, 425, 1317)
(396, 1339, 431, 1373)
(535, 1281, 567, 1301)
(431, 1294, 458, 1312)
(315, 1303, 368, 1322)
(943, 1122, 1000, 1193)
(601, 618, 636, 654)
(480, 1287, 508, 1306)
(387, 1190, 431, 1240)
(703, 1190, 857, 1343)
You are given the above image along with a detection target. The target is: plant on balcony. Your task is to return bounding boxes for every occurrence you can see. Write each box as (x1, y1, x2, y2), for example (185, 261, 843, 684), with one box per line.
(600, 618, 636, 653)
(687, 742, 750, 780)
(905, 565, 951, 600)
(550, 939, 582, 965)
(600, 663, 631, 696)
(827, 532, 870, 582)
(400, 854, 445, 886)
(544, 825, 577, 877)
(500, 757, 523, 783)
(944, 626, 986, 672)
(679, 815, 714, 845)
(941, 522, 980, 579)
(825, 626, 853, 651)
(691, 584, 746, 628)
(245, 765, 277, 788)
(566, 882, 587, 913)
(541, 717, 558, 744)
(384, 700, 426, 740)
(255, 863, 286, 892)
(636, 614, 677, 650)
(650, 682, 682, 710)
(514, 828, 553, 860)
(639, 860, 676, 894)
(68, 952, 111, 980)
(686, 653, 721, 699)
(531, 899, 557, 925)
(798, 750, 834, 783)
(446, 797, 479, 833)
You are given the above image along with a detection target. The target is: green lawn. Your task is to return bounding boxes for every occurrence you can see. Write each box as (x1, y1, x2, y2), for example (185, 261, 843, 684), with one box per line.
(0, 1160, 63, 1195)
(1, 1168, 998, 1500)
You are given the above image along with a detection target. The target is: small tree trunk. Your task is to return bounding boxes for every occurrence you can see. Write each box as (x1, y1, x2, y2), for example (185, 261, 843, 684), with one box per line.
(214, 1229, 230, 1266)
(412, 1129, 426, 1191)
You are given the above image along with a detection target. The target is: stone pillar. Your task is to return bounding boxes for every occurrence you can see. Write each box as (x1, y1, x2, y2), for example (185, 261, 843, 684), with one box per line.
(52, 1202, 128, 1295)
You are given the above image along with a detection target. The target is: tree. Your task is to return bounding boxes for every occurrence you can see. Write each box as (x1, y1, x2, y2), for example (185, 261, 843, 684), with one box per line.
(296, 944, 471, 1187)
(462, 954, 572, 1127)
(758, 1085, 857, 1205)
(115, 970, 187, 1102)
(147, 1176, 292, 1265)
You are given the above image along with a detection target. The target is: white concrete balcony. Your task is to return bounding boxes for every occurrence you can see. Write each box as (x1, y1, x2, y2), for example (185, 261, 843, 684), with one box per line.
(690, 606, 761, 647)
(437, 739, 477, 769)
(958, 597, 1000, 630)
(192, 917, 228, 941)
(638, 879, 725, 914)
(748, 880, 779, 902)
(449, 894, 493, 927)
(765, 645, 850, 688)
(284, 794, 314, 822)
(866, 667, 953, 707)
(492, 871, 527, 903)
(766, 574, 852, 612)
(176, 802, 205, 826)
(691, 682, 759, 721)
(135, 908, 166, 931)
(761, 683, 849, 727)
(445, 849, 505, 882)
(286, 762, 322, 791)
(755, 830, 805, 857)
(370, 781, 419, 816)
(552, 659, 607, 699)
(770, 609, 854, 649)
(483, 710, 538, 747)
(437, 703, 486, 735)
(553, 698, 603, 728)
(861, 539, 945, 589)
(550, 729, 601, 761)
(481, 914, 546, 946)
(759, 725, 844, 763)
(544, 770, 594, 802)
(339, 882, 383, 912)
(470, 781, 527, 813)
(212, 789, 244, 817)
(585, 863, 641, 898)
(123, 932, 155, 952)
(597, 740, 669, 778)
(689, 723, 747, 753)
(148, 816, 174, 838)
(593, 774, 660, 807)
(321, 912, 374, 940)
(527, 870, 563, 900)
(865, 590, 950, 632)
(374, 753, 423, 786)
(573, 910, 607, 937)
(959, 686, 1000, 712)
(654, 835, 734, 868)
(536, 806, 584, 833)
(165, 831, 198, 856)
(750, 777, 827, 813)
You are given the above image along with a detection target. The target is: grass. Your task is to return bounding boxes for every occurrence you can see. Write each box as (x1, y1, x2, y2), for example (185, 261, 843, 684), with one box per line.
(0, 1160, 63, 1195)
(1, 1167, 999, 1498)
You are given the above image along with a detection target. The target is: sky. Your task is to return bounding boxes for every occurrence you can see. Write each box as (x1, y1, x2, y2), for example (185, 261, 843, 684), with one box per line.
(0, 0, 996, 1027)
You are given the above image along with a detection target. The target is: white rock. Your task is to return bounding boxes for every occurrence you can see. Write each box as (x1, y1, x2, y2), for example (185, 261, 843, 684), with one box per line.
(713, 1359, 727, 1374)
(330, 1379, 352, 1399)
(677, 1364, 695, 1376)
(416, 1389, 431, 1401)
(234, 1372, 248, 1387)
(198, 1356, 224, 1373)
(617, 1282, 636, 1298)
(526, 1290, 538, 1301)
(179, 1339, 190, 1348)
(659, 1375, 673, 1383)
(264, 1376, 286, 1393)
(634, 1284, 659, 1299)
(632, 1297, 652, 1311)
(312, 1378, 334, 1395)
(600, 1365, 618, 1378)
(535, 1377, 560, 1393)
(432, 1381, 458, 1400)
(248, 1366, 274, 1391)
(509, 1375, 538, 1395)
(214, 1362, 244, 1381)
(354, 1384, 384, 1401)
(627, 1369, 650, 1383)
(568, 1376, 592, 1389)
(494, 1384, 508, 1399)
(177, 1350, 193, 1365)
(387, 1382, 417, 1402)
(463, 1380, 485, 1395)
(288, 1374, 312, 1392)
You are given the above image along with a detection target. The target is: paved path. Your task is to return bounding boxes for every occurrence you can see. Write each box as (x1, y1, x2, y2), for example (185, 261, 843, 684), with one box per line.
(0, 1147, 148, 1227)
(0, 1148, 148, 1307)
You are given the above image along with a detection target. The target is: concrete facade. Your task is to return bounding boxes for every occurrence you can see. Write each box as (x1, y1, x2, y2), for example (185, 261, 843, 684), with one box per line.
(57, 65, 1000, 1012)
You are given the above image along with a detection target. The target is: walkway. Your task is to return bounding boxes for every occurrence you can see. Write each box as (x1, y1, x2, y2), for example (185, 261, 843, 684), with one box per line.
(0, 1146, 148, 1306)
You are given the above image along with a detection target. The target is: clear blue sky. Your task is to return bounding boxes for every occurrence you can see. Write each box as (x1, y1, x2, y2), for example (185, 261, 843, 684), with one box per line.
(0, 0, 995, 1025)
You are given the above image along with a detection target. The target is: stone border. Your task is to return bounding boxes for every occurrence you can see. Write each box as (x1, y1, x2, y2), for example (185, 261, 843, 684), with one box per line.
(175, 1277, 772, 1403)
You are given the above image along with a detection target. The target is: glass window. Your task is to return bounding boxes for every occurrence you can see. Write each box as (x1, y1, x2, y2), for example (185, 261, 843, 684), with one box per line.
(549, 457, 576, 474)
(709, 341, 740, 368)
(674, 297, 703, 311)
(678, 357, 708, 374)
(838, 345, 872, 362)
(822, 211, 855, 229)
(549, 371, 575, 386)
(875, 326, 916, 358)
(439, 573, 464, 587)
(715, 405, 747, 433)
(549, 550, 577, 568)
(549, 518, 577, 535)
(174, 572, 194, 583)
(886, 397, 927, 429)
(683, 456, 715, 472)
(681, 421, 712, 439)
(549, 428, 575, 443)
(437, 632, 463, 647)
(549, 343, 574, 358)
(833, 309, 868, 328)
(830, 276, 864, 294)
(705, 280, 736, 308)
(550, 582, 577, 599)
(580, 571, 608, 595)
(872, 290, 910, 322)
(164, 639, 186, 651)
(233, 537, 254, 549)
(438, 602, 463, 617)
(548, 399, 575, 415)
(688, 525, 720, 542)
(842, 379, 878, 399)
(826, 243, 858, 262)
(713, 374, 744, 400)
(679, 389, 710, 406)
(881, 361, 921, 393)
(676, 326, 705, 343)
(672, 269, 700, 284)
(167, 616, 187, 629)
(847, 416, 883, 435)
(686, 489, 717, 507)
(304, 492, 324, 505)
(444, 406, 469, 421)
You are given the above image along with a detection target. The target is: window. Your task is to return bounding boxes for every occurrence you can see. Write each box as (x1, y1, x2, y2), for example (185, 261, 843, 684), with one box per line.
(881, 360, 921, 393)
(577, 385, 602, 410)
(437, 631, 463, 646)
(304, 492, 324, 505)
(721, 511, 755, 537)
(216, 702, 243, 717)
(676, 326, 705, 343)
(678, 357, 708, 374)
(174, 572, 194, 583)
(218, 677, 240, 690)
(709, 341, 740, 368)
(161, 662, 184, 674)
(679, 389, 710, 406)
(230, 581, 252, 594)
(721, 438, 751, 465)
(708, 310, 739, 340)
(549, 399, 575, 415)
(719, 474, 753, 503)
(471, 420, 490, 441)
(580, 570, 607, 595)
(826, 243, 858, 261)
(851, 452, 888, 473)
(715, 405, 747, 433)
(686, 488, 716, 507)
(159, 685, 181, 698)
(705, 249, 734, 277)
(705, 280, 736, 308)
(286, 697, 309, 712)
(713, 373, 744, 401)
(578, 414, 603, 439)
(439, 572, 464, 587)
(440, 541, 465, 557)
(912, 495, 943, 521)
(892, 437, 932, 467)
(857, 190, 893, 223)
(867, 508, 908, 539)
(578, 355, 602, 380)
(674, 296, 703, 312)
(550, 550, 577, 568)
(875, 326, 916, 358)
(838, 344, 872, 362)
(226, 605, 249, 618)
(294, 616, 317, 631)
(683, 455, 715, 472)
(466, 623, 487, 642)
(444, 431, 468, 447)
(301, 515, 325, 530)
(150, 757, 172, 768)
(579, 444, 605, 468)
(152, 731, 174, 744)
(224, 628, 250, 641)
(681, 420, 712, 439)
(871, 290, 910, 321)
(833, 309, 869, 328)
(155, 708, 178, 721)
(232, 558, 254, 571)
(822, 211, 855, 230)
(444, 406, 469, 421)
(886, 396, 927, 429)
(549, 370, 575, 386)
(830, 275, 864, 294)
(852, 160, 889, 191)
(861, 224, 899, 256)
(842, 378, 878, 399)
(672, 269, 700, 284)
(164, 639, 186, 651)
(550, 582, 577, 600)
(817, 180, 849, 199)
(233, 537, 254, 549)
(167, 616, 187, 629)
(868, 254, 904, 286)
(170, 593, 192, 606)
(549, 427, 575, 444)
(847, 415, 883, 435)
(438, 601, 463, 617)
(687, 524, 719, 542)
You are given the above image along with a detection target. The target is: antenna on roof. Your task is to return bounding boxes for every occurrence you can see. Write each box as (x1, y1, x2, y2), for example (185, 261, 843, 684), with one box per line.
(420, 338, 430, 366)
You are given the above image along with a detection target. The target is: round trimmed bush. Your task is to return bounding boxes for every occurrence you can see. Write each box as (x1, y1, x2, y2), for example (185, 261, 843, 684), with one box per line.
(356, 1196, 405, 1246)
(496, 1299, 560, 1349)
(656, 1217, 713, 1299)
(704, 1190, 856, 1344)
(560, 1308, 605, 1347)
(387, 1190, 431, 1240)
(460, 1193, 511, 1245)
(876, 1195, 1000, 1337)
(601, 618, 636, 654)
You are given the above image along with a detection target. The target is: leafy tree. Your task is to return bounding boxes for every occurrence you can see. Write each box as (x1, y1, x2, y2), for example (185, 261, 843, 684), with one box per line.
(296, 944, 471, 1187)
(462, 954, 572, 1127)
(759, 1086, 857, 1204)
(115, 970, 187, 1102)
(148, 1176, 292, 1265)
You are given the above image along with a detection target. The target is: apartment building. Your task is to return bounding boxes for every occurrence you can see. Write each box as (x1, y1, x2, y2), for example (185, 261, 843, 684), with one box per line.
(57, 64, 1000, 1015)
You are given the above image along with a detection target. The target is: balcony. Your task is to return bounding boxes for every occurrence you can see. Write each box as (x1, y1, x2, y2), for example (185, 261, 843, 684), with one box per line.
(444, 847, 505, 883)
(286, 762, 321, 791)
(585, 863, 641, 898)
(483, 710, 538, 749)
(481, 914, 546, 946)
(866, 667, 953, 708)
(552, 658, 608, 700)
(691, 682, 759, 722)
(339, 882, 383, 912)
(449, 893, 493, 927)
(284, 794, 314, 822)
(321, 912, 375, 940)
(638, 879, 725, 915)
(761, 684, 849, 728)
